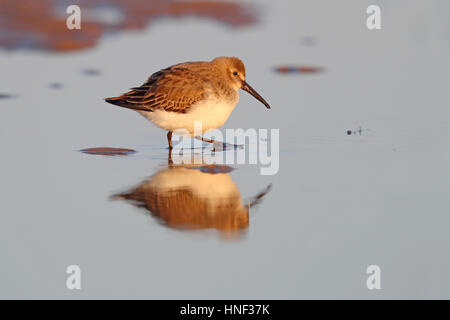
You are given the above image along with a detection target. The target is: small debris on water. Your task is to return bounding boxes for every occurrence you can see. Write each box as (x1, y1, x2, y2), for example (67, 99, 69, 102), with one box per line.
(346, 126, 370, 136)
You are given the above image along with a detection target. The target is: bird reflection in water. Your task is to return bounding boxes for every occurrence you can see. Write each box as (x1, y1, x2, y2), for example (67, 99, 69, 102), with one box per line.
(111, 151, 271, 239)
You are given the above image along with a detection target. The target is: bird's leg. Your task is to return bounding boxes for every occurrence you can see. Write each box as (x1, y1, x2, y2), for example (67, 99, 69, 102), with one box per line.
(194, 135, 221, 152)
(167, 131, 173, 149)
(194, 136, 216, 144)
(168, 147, 173, 166)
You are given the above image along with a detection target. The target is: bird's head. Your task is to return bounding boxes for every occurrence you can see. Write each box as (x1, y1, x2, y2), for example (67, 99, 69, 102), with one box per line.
(212, 56, 271, 109)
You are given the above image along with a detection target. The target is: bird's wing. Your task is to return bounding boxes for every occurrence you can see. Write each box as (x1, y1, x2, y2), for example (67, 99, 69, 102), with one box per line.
(105, 64, 208, 113)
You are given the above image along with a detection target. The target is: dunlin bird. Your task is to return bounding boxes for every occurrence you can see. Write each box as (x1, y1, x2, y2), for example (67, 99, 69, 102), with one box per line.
(105, 57, 271, 149)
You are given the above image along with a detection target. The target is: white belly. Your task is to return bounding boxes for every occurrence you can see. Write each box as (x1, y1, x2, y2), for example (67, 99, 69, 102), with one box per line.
(138, 96, 238, 135)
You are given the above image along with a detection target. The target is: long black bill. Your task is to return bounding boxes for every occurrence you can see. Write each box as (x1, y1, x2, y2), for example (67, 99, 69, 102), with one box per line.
(241, 81, 271, 109)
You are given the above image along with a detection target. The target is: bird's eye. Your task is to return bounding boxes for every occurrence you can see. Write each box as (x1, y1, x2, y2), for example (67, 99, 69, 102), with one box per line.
(233, 71, 238, 76)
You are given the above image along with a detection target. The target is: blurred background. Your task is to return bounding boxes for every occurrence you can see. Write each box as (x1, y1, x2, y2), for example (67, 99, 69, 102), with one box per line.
(0, 0, 449, 299)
